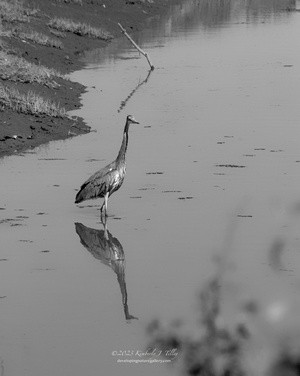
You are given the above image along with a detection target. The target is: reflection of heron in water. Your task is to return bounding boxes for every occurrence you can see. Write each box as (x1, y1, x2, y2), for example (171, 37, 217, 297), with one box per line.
(75, 219, 138, 321)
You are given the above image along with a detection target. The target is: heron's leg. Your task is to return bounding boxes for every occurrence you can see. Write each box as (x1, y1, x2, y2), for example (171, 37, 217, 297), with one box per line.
(101, 216, 108, 239)
(100, 203, 105, 221)
(100, 201, 105, 213)
(104, 192, 109, 216)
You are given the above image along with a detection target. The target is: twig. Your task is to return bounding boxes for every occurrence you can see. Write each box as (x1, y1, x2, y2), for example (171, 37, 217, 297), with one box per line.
(118, 23, 154, 71)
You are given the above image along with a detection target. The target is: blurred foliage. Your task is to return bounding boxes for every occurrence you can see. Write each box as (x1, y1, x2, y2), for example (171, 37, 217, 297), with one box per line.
(147, 200, 300, 376)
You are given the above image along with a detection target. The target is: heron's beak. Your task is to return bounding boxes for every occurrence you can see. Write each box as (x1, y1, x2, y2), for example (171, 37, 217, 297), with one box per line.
(131, 118, 139, 124)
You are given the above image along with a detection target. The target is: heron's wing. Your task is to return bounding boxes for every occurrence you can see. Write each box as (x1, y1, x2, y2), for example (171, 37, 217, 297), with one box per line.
(84, 160, 117, 185)
(76, 161, 118, 201)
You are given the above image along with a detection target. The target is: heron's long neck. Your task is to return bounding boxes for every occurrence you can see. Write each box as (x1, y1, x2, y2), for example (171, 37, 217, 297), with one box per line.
(116, 122, 129, 165)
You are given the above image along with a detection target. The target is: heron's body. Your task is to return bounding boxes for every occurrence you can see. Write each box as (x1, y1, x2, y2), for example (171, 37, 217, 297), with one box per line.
(75, 115, 139, 215)
(75, 160, 126, 204)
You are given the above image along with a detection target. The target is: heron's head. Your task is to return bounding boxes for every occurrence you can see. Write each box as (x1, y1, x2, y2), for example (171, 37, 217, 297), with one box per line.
(127, 115, 139, 124)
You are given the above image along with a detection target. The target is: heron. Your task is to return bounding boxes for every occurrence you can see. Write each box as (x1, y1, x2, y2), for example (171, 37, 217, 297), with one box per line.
(75, 115, 140, 216)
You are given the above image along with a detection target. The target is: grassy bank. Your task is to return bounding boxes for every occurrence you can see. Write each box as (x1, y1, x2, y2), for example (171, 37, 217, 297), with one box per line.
(0, 0, 175, 157)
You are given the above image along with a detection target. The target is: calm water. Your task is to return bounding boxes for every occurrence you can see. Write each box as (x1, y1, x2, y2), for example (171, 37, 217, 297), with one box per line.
(0, 1, 300, 375)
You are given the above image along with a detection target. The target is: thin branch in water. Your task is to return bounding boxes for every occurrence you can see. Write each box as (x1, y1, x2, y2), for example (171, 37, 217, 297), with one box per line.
(118, 23, 154, 70)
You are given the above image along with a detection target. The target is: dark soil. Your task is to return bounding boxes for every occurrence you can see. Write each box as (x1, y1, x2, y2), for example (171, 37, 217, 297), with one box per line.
(0, 0, 177, 157)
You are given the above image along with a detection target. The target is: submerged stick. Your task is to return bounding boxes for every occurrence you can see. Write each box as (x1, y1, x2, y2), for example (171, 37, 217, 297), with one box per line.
(118, 23, 154, 71)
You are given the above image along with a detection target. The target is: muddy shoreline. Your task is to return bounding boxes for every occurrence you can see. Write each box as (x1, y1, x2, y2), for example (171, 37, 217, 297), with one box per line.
(0, 0, 178, 158)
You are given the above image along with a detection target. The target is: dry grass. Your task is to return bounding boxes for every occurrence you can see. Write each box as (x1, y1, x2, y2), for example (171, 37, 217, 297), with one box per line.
(0, 51, 64, 87)
(49, 29, 66, 39)
(0, 20, 6, 41)
(48, 17, 113, 40)
(0, 0, 37, 23)
(0, 84, 67, 117)
(17, 30, 63, 49)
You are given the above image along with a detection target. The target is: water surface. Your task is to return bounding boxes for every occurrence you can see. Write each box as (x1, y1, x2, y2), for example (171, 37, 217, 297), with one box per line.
(0, 0, 300, 375)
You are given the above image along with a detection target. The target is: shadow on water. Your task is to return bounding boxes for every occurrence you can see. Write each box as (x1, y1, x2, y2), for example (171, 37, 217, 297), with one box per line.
(75, 219, 138, 322)
(83, 0, 295, 67)
(159, 0, 296, 33)
(166, 0, 233, 30)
